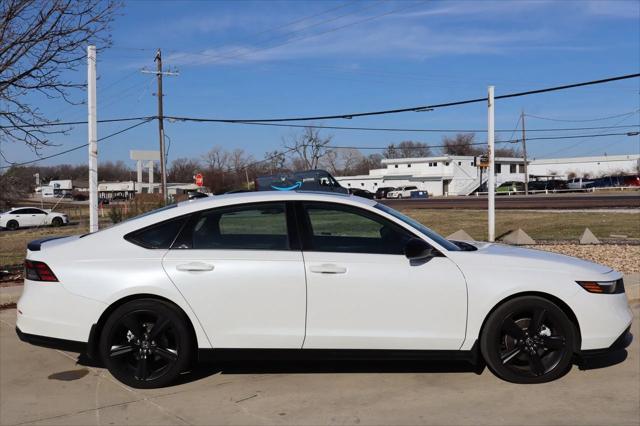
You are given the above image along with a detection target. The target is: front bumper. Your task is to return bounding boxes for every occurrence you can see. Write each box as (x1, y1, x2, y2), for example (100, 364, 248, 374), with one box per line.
(576, 326, 633, 368)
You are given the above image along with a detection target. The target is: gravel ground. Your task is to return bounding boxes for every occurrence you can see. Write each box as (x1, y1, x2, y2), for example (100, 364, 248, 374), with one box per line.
(526, 244, 640, 274)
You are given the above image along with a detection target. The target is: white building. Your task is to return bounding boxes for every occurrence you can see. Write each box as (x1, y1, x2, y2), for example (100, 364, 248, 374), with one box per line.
(527, 154, 640, 179)
(335, 153, 639, 196)
(336, 156, 526, 196)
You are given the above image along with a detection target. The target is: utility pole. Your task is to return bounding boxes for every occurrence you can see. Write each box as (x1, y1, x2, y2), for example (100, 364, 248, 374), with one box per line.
(521, 110, 529, 195)
(487, 86, 495, 242)
(87, 45, 98, 232)
(142, 49, 178, 204)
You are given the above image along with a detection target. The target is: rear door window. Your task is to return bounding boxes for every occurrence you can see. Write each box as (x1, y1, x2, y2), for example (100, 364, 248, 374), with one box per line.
(125, 216, 188, 249)
(175, 202, 290, 251)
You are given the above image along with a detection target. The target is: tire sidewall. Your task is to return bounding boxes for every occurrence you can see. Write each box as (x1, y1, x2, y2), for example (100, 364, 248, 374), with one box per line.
(52, 217, 62, 227)
(7, 220, 18, 231)
(99, 299, 192, 389)
(480, 296, 576, 384)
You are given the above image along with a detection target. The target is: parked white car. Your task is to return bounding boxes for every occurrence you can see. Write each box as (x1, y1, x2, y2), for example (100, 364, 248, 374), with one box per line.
(16, 192, 632, 388)
(0, 207, 68, 230)
(386, 186, 418, 198)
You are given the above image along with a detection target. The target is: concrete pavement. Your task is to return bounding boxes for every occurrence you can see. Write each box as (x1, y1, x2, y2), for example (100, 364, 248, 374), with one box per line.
(1, 304, 638, 425)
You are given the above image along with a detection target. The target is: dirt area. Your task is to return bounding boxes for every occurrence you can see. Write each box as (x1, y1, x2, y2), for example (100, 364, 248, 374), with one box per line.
(528, 244, 640, 274)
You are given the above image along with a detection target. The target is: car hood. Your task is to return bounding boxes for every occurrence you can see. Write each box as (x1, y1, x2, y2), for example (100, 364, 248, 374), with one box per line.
(448, 241, 613, 278)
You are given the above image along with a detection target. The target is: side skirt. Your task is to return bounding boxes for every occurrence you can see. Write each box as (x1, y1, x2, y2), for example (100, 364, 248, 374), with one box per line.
(198, 341, 480, 365)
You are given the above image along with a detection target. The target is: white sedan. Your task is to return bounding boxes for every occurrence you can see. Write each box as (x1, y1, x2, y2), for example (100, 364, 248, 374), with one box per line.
(386, 186, 418, 199)
(0, 207, 68, 230)
(16, 192, 632, 388)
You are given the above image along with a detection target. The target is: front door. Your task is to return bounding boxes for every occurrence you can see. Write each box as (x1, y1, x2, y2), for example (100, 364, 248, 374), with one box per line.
(163, 202, 306, 349)
(298, 201, 467, 350)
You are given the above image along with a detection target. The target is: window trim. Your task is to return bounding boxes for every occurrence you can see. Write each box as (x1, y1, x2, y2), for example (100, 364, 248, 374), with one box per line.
(296, 200, 421, 255)
(171, 201, 296, 251)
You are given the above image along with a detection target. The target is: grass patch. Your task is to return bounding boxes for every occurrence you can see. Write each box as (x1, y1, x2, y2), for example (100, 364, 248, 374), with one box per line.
(400, 209, 640, 241)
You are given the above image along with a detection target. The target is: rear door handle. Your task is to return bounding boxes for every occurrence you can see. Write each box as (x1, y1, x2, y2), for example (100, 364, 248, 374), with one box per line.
(309, 264, 347, 274)
(176, 262, 215, 272)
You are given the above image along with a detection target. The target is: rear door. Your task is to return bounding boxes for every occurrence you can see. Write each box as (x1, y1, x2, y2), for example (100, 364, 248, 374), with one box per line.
(162, 202, 306, 348)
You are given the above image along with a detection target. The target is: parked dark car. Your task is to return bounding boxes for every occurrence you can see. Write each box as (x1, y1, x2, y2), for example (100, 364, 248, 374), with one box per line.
(255, 170, 348, 194)
(98, 198, 110, 205)
(375, 187, 395, 199)
(348, 188, 375, 199)
(187, 191, 209, 199)
(528, 180, 568, 192)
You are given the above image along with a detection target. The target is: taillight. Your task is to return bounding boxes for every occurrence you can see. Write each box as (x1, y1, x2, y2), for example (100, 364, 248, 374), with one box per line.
(25, 260, 58, 282)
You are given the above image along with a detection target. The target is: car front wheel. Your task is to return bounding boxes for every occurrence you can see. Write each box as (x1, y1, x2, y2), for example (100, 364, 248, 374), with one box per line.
(6, 220, 19, 231)
(99, 299, 192, 388)
(51, 217, 63, 227)
(480, 296, 576, 384)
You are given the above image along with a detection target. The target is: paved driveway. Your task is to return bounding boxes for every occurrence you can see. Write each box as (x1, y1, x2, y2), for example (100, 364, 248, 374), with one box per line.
(1, 305, 638, 426)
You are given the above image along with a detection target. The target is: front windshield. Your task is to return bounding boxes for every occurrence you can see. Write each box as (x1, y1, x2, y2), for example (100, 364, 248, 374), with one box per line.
(374, 203, 460, 251)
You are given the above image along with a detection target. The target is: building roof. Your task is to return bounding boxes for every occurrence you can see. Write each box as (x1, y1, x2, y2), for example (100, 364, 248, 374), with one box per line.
(530, 154, 640, 165)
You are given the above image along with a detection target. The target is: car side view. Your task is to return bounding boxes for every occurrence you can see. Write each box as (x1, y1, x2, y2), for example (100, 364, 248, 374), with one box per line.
(16, 192, 632, 388)
(0, 207, 68, 230)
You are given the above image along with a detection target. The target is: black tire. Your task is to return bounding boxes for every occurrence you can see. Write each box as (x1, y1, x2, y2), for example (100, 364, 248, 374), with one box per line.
(480, 296, 576, 384)
(51, 217, 63, 227)
(6, 220, 19, 231)
(99, 299, 192, 388)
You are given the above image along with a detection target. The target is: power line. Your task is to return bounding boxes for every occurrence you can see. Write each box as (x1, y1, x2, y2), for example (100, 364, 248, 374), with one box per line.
(0, 119, 154, 169)
(185, 118, 639, 133)
(165, 72, 640, 123)
(0, 116, 155, 130)
(525, 109, 640, 122)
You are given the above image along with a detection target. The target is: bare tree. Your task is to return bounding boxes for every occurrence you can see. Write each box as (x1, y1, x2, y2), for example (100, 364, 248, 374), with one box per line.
(283, 127, 332, 170)
(202, 146, 230, 171)
(168, 158, 201, 182)
(0, 0, 120, 157)
(442, 133, 483, 156)
(384, 141, 431, 159)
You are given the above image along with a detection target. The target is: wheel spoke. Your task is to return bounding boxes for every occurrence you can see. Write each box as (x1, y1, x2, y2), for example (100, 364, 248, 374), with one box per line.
(500, 347, 522, 365)
(503, 318, 525, 339)
(528, 351, 545, 376)
(154, 347, 178, 362)
(149, 315, 170, 340)
(542, 335, 565, 350)
(135, 356, 148, 380)
(122, 315, 143, 338)
(109, 345, 134, 358)
(529, 308, 547, 334)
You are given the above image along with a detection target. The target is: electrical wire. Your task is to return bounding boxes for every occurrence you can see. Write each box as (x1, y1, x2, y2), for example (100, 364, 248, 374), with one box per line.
(0, 119, 154, 169)
(525, 109, 640, 122)
(164, 72, 640, 123)
(0, 116, 155, 130)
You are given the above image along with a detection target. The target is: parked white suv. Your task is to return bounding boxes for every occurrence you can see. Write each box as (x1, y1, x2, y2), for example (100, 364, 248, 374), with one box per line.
(0, 207, 68, 230)
(386, 186, 418, 199)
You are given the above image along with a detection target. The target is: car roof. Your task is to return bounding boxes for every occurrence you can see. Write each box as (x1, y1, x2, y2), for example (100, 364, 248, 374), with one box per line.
(178, 190, 376, 210)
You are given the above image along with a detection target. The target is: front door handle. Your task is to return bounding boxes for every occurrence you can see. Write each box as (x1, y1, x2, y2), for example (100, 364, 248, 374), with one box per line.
(176, 262, 215, 272)
(309, 264, 347, 274)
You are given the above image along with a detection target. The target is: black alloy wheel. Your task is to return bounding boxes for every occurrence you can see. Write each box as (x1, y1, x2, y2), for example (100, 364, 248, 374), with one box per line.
(6, 220, 19, 231)
(100, 299, 192, 388)
(51, 217, 63, 227)
(481, 296, 576, 384)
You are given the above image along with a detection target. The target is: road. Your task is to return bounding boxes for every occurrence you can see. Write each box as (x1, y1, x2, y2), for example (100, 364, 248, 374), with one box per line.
(382, 193, 640, 209)
(1, 302, 638, 425)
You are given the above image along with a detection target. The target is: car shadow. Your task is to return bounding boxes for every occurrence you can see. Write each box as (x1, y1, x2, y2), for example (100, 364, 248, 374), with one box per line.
(172, 358, 486, 386)
(577, 349, 628, 371)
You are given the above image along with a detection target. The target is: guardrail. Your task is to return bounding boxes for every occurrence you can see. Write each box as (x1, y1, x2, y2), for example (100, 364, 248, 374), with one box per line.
(475, 186, 640, 196)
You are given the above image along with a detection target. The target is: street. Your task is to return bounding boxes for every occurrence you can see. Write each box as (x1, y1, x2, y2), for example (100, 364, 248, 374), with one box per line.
(1, 303, 638, 426)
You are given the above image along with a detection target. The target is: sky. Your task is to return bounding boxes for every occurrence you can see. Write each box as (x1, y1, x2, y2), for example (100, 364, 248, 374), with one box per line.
(3, 0, 640, 169)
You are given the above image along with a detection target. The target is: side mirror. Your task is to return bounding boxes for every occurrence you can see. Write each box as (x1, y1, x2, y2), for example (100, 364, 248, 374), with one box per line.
(404, 238, 436, 260)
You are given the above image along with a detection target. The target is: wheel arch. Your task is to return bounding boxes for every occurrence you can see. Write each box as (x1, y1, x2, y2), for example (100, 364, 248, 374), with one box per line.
(478, 291, 582, 353)
(88, 293, 199, 363)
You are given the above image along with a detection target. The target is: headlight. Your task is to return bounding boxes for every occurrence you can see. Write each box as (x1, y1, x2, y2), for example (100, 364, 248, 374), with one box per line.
(576, 279, 625, 294)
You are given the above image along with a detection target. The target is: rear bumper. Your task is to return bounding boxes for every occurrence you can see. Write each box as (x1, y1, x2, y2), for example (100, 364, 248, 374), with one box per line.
(16, 326, 87, 354)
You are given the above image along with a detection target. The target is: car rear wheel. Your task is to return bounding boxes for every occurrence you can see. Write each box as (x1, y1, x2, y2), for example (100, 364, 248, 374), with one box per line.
(51, 217, 63, 227)
(6, 220, 19, 231)
(99, 299, 192, 388)
(480, 296, 576, 384)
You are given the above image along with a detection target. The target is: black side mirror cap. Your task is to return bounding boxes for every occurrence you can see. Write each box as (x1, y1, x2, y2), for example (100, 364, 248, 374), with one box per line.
(404, 238, 436, 260)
